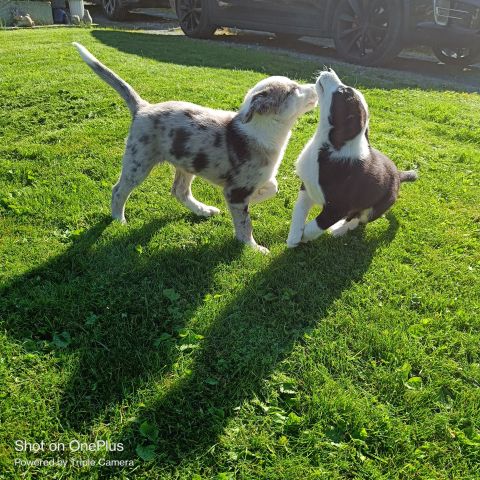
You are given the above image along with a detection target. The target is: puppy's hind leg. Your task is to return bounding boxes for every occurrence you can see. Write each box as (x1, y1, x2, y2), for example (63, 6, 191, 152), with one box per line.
(329, 217, 360, 237)
(111, 145, 155, 223)
(330, 196, 393, 237)
(330, 193, 395, 237)
(171, 168, 220, 217)
(365, 192, 397, 224)
(302, 205, 343, 244)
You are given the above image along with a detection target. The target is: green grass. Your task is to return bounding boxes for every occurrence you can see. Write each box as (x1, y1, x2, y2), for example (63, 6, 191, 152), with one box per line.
(1, 28, 479, 480)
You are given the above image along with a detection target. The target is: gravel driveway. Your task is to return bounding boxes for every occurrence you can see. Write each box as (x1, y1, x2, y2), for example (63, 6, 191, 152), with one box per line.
(89, 5, 480, 92)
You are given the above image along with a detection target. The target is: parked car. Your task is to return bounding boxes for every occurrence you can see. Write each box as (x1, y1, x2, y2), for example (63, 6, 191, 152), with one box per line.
(98, 0, 170, 20)
(169, 0, 480, 66)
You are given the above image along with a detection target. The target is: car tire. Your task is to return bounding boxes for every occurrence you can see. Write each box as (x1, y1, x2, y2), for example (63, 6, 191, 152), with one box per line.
(432, 46, 480, 67)
(102, 0, 129, 20)
(332, 0, 404, 66)
(176, 0, 216, 39)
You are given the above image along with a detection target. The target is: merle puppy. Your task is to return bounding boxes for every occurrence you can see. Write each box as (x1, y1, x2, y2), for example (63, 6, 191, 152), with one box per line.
(73, 43, 317, 253)
(287, 69, 417, 248)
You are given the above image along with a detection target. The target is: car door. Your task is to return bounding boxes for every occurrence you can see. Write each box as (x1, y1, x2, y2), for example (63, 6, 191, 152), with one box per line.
(210, 0, 328, 36)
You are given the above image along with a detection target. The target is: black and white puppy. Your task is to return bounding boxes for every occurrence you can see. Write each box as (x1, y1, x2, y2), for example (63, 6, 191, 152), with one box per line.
(287, 69, 417, 247)
(73, 43, 317, 253)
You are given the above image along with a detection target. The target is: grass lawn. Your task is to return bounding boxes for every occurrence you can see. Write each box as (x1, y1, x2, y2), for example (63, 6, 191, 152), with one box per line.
(1, 28, 479, 480)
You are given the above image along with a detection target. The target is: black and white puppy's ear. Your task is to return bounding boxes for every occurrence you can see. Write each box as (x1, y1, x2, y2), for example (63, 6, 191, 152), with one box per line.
(243, 88, 279, 123)
(328, 87, 367, 150)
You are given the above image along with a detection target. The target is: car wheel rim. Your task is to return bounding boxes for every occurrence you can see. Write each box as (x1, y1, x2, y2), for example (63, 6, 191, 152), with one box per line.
(103, 0, 115, 16)
(337, 0, 392, 58)
(178, 0, 202, 33)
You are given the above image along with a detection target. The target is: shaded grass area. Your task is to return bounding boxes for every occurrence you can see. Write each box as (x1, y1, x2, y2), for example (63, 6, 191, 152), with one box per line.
(1, 28, 479, 479)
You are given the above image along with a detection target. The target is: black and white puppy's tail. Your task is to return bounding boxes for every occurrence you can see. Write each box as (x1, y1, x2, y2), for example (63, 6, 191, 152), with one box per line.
(72, 42, 144, 115)
(400, 170, 419, 183)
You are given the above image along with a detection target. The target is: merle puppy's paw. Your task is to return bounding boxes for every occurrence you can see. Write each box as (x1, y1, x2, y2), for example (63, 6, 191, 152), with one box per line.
(254, 244, 270, 255)
(197, 205, 221, 217)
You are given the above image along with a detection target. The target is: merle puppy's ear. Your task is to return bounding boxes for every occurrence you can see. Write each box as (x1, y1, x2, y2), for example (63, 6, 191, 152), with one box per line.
(328, 87, 367, 150)
(243, 88, 279, 123)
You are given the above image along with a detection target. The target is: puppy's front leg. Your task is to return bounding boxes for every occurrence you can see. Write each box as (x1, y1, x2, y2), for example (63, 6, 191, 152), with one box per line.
(225, 187, 269, 254)
(287, 186, 314, 248)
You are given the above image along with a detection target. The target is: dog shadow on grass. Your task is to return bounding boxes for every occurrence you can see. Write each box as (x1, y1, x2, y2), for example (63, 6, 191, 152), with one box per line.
(99, 214, 398, 469)
(1, 212, 398, 470)
(1, 215, 242, 424)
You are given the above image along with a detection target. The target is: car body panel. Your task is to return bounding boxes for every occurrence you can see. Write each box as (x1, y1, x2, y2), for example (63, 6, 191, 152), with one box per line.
(171, 0, 480, 49)
(209, 0, 329, 35)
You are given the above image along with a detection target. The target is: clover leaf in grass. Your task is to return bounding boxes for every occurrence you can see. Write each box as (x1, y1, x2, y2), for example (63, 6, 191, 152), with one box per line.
(286, 412, 303, 428)
(214, 473, 234, 480)
(1, 194, 27, 216)
(405, 376, 423, 390)
(139, 421, 159, 442)
(262, 292, 276, 302)
(396, 362, 411, 382)
(204, 377, 219, 386)
(153, 333, 173, 347)
(281, 288, 297, 301)
(69, 228, 84, 240)
(85, 313, 99, 327)
(177, 328, 189, 338)
(135, 444, 156, 461)
(208, 407, 224, 419)
(163, 288, 180, 303)
(279, 382, 297, 396)
(52, 331, 71, 349)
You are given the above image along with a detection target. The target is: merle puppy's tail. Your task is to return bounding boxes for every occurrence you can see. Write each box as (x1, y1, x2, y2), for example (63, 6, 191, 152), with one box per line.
(400, 170, 418, 183)
(72, 42, 144, 115)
